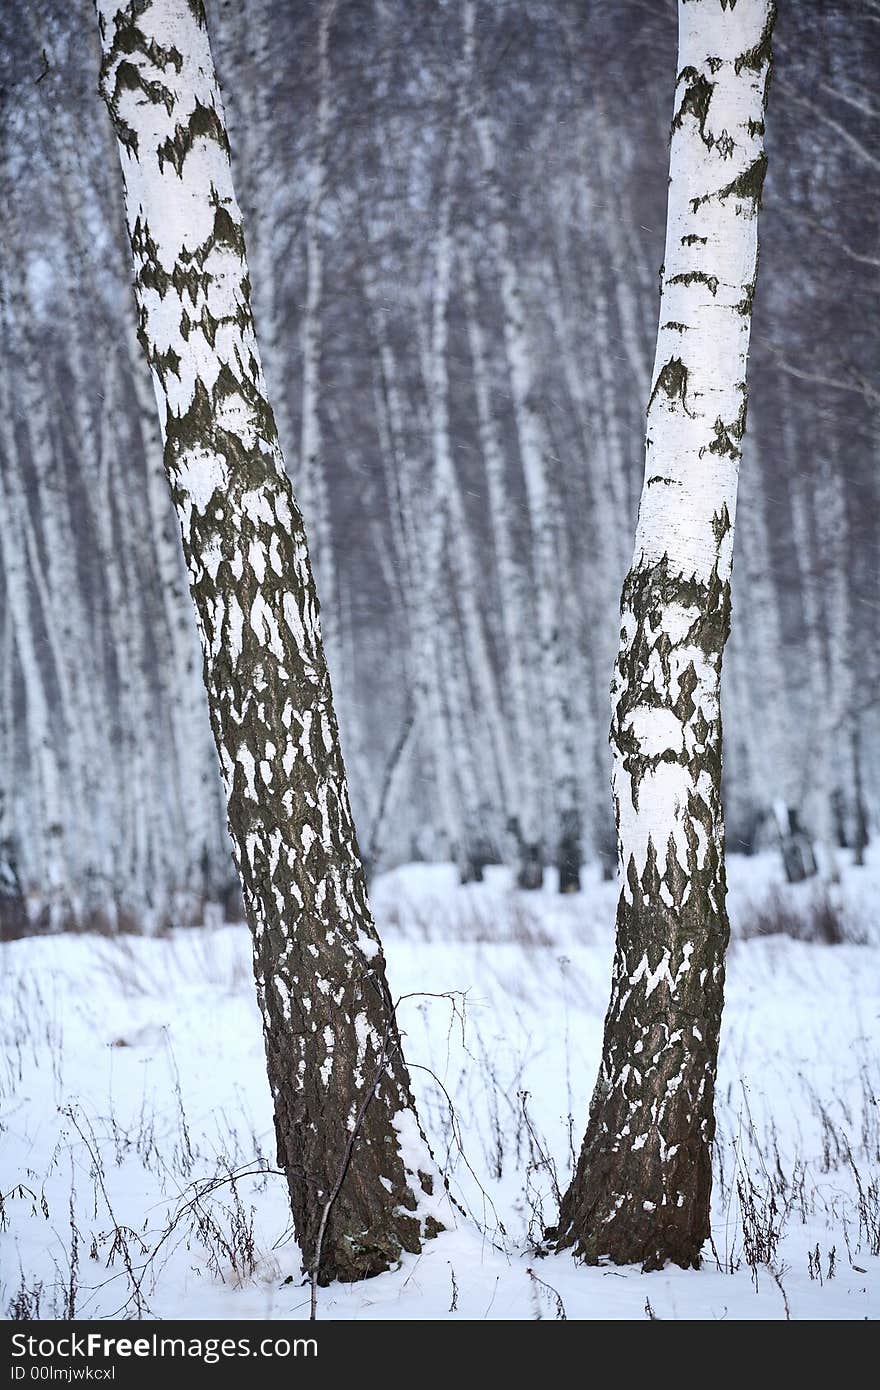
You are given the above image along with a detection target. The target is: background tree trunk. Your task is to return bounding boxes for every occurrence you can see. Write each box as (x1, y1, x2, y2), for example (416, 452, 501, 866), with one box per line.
(469, 0, 582, 886)
(299, 0, 338, 660)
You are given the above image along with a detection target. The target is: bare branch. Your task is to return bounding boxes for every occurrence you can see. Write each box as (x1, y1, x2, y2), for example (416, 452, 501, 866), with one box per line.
(788, 91, 880, 171)
(765, 347, 880, 405)
(818, 81, 880, 122)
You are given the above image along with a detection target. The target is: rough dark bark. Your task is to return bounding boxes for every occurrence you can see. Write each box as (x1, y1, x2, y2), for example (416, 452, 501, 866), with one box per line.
(96, 0, 442, 1284)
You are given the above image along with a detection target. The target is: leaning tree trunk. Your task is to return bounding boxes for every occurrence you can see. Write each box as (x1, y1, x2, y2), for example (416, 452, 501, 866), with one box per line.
(556, 0, 775, 1270)
(96, 0, 442, 1284)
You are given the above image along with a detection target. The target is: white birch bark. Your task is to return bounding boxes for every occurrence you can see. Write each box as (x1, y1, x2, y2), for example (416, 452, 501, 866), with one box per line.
(96, 358, 165, 920)
(53, 142, 209, 914)
(815, 440, 852, 862)
(0, 596, 27, 938)
(544, 249, 625, 646)
(597, 115, 654, 388)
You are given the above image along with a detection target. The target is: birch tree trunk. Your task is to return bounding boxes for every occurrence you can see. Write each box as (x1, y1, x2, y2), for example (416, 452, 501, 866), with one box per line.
(96, 0, 442, 1283)
(788, 451, 836, 865)
(299, 0, 338, 659)
(0, 295, 76, 921)
(420, 125, 515, 858)
(727, 431, 795, 845)
(360, 258, 462, 862)
(556, 0, 775, 1270)
(460, 234, 541, 872)
(470, 44, 582, 888)
(809, 431, 849, 873)
(0, 405, 68, 920)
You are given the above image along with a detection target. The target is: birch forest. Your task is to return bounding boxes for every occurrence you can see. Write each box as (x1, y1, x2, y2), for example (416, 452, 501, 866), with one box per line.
(1, 0, 879, 1328)
(1, 0, 875, 930)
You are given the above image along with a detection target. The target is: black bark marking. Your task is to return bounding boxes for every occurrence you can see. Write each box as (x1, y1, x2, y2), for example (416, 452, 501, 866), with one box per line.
(718, 153, 767, 210)
(715, 130, 735, 159)
(648, 356, 693, 417)
(667, 269, 719, 296)
(688, 154, 766, 214)
(711, 502, 732, 546)
(702, 417, 741, 460)
(735, 2, 776, 77)
(157, 100, 231, 177)
(735, 276, 757, 315)
(673, 67, 715, 148)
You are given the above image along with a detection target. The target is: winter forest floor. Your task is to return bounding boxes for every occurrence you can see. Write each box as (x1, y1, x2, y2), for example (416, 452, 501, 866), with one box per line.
(2, 851, 879, 1321)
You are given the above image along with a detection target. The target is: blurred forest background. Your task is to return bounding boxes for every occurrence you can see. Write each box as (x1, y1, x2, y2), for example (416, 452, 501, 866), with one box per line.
(0, 0, 877, 929)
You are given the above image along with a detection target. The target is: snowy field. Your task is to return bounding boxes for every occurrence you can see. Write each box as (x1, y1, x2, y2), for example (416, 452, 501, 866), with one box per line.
(2, 850, 878, 1322)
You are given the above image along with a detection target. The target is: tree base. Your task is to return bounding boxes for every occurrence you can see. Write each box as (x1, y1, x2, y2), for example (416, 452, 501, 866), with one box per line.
(555, 1157, 708, 1272)
(311, 1208, 444, 1286)
(557, 857, 581, 894)
(275, 1069, 446, 1287)
(516, 842, 544, 891)
(555, 1052, 715, 1273)
(557, 813, 581, 893)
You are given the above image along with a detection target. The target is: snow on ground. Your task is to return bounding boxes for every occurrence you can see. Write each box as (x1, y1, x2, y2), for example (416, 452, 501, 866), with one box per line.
(2, 850, 879, 1321)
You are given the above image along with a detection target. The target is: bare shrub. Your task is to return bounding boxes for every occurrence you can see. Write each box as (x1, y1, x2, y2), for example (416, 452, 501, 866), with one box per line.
(736, 887, 867, 945)
(379, 896, 553, 947)
(17, 880, 244, 939)
(6, 1274, 52, 1320)
(94, 931, 250, 1000)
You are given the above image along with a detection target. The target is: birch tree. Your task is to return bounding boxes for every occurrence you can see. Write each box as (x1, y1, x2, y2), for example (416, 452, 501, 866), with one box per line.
(468, 0, 582, 889)
(556, 0, 776, 1270)
(0, 387, 69, 922)
(460, 233, 540, 870)
(95, 0, 442, 1283)
(420, 110, 516, 868)
(299, 0, 338, 658)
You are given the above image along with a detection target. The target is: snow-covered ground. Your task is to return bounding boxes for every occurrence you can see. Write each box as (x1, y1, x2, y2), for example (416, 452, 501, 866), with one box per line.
(2, 850, 878, 1321)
